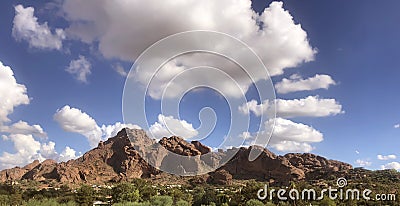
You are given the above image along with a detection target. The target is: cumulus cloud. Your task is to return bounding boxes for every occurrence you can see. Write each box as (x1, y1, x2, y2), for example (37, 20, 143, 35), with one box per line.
(381, 162, 400, 170)
(394, 124, 400, 129)
(66, 55, 91, 83)
(0, 135, 78, 169)
(272, 141, 314, 153)
(377, 154, 397, 160)
(356, 159, 372, 167)
(149, 114, 198, 139)
(239, 96, 343, 118)
(54, 105, 102, 147)
(54, 105, 141, 147)
(12, 5, 65, 50)
(58, 146, 78, 162)
(62, 0, 315, 98)
(100, 122, 141, 139)
(275, 74, 336, 94)
(39, 141, 58, 160)
(0, 134, 41, 169)
(268, 118, 323, 143)
(0, 62, 79, 169)
(0, 61, 30, 123)
(0, 120, 47, 139)
(250, 118, 323, 153)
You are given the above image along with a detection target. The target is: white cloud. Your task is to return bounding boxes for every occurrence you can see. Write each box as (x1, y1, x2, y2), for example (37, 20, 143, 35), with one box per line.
(271, 141, 314, 153)
(0, 134, 79, 169)
(0, 61, 30, 123)
(54, 105, 102, 147)
(12, 5, 65, 50)
(62, 0, 315, 98)
(356, 159, 372, 167)
(40, 141, 58, 160)
(239, 96, 343, 118)
(394, 124, 400, 129)
(381, 162, 400, 170)
(58, 146, 78, 162)
(377, 154, 397, 160)
(275, 74, 336, 94)
(268, 118, 323, 143)
(66, 55, 92, 83)
(254, 118, 323, 153)
(0, 62, 79, 170)
(239, 99, 266, 117)
(0, 134, 41, 169)
(100, 122, 141, 139)
(0, 120, 47, 139)
(54, 105, 141, 147)
(149, 114, 198, 139)
(238, 131, 252, 140)
(113, 63, 128, 77)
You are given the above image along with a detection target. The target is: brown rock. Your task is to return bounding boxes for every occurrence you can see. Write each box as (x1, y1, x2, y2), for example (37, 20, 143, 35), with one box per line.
(159, 136, 202, 156)
(191, 141, 211, 154)
(208, 169, 232, 185)
(0, 128, 353, 186)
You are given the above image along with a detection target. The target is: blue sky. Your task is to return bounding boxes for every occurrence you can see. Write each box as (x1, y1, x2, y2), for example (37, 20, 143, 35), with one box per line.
(0, 0, 399, 171)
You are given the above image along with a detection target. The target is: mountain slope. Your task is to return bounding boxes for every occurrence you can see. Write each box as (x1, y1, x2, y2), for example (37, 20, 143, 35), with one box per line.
(0, 128, 352, 185)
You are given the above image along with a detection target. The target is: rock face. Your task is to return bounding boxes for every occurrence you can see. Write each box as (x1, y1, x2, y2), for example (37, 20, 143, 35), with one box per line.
(284, 153, 353, 181)
(221, 146, 302, 183)
(0, 160, 41, 182)
(0, 129, 158, 184)
(208, 169, 233, 185)
(220, 146, 352, 183)
(159, 136, 210, 156)
(0, 128, 352, 185)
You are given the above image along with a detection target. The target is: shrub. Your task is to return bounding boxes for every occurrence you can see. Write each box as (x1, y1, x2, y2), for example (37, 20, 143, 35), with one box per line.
(150, 195, 173, 206)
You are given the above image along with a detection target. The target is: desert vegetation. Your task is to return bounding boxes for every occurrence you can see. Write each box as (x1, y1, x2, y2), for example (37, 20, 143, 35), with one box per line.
(0, 169, 399, 206)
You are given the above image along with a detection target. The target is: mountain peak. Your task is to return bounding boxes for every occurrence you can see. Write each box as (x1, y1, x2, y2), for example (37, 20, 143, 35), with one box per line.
(0, 128, 352, 185)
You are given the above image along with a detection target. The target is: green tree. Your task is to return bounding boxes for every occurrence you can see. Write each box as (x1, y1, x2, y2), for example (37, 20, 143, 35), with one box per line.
(130, 178, 156, 201)
(112, 183, 140, 203)
(192, 186, 205, 206)
(0, 194, 10, 205)
(240, 180, 265, 203)
(75, 185, 95, 206)
(192, 186, 217, 206)
(57, 186, 75, 204)
(150, 195, 173, 206)
(166, 187, 192, 204)
(176, 199, 190, 206)
(9, 186, 23, 206)
(319, 197, 336, 206)
(216, 193, 230, 205)
(113, 202, 150, 206)
(245, 199, 265, 206)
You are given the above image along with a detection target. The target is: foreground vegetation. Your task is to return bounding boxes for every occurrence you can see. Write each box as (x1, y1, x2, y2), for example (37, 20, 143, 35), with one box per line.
(0, 169, 399, 205)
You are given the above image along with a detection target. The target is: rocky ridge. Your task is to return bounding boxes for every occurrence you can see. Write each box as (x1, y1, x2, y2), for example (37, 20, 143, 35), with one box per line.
(0, 128, 352, 185)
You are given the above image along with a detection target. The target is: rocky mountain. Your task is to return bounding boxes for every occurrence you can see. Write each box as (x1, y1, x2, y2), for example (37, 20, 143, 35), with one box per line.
(0, 128, 352, 185)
